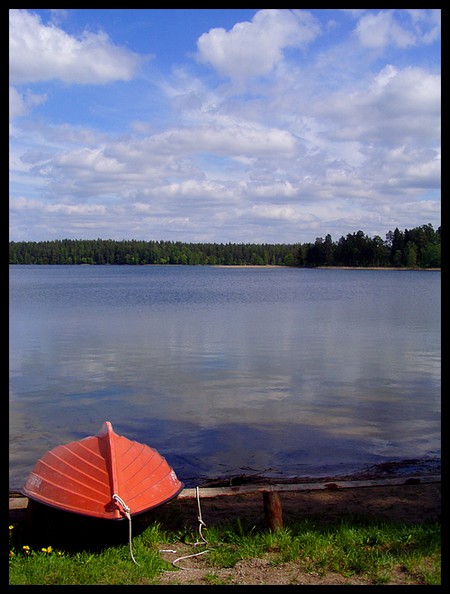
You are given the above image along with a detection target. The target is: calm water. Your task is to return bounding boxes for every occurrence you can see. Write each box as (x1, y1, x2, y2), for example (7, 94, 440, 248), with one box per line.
(9, 265, 440, 489)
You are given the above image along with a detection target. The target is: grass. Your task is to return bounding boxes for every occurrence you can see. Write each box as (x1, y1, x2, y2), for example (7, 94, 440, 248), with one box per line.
(9, 516, 440, 585)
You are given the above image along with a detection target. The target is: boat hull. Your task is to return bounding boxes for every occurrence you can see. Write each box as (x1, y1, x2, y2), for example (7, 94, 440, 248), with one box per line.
(22, 422, 184, 520)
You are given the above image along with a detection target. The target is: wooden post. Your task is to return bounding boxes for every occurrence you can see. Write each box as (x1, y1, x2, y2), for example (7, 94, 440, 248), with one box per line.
(263, 491, 283, 532)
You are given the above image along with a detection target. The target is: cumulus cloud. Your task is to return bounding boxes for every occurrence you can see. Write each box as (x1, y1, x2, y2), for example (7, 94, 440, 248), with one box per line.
(312, 65, 440, 147)
(9, 9, 142, 85)
(355, 9, 441, 48)
(196, 9, 321, 80)
(355, 11, 416, 48)
(9, 9, 440, 243)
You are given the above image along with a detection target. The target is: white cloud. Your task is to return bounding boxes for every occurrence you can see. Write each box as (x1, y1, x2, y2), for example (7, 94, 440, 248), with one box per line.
(405, 9, 441, 44)
(9, 86, 47, 119)
(9, 9, 142, 85)
(312, 65, 440, 147)
(196, 9, 321, 80)
(153, 124, 297, 157)
(250, 181, 298, 200)
(54, 148, 126, 174)
(9, 86, 27, 119)
(8, 9, 441, 244)
(374, 66, 440, 116)
(355, 11, 416, 48)
(355, 9, 440, 49)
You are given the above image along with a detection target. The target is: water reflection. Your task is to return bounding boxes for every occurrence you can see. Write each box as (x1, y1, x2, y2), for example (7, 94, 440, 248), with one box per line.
(9, 267, 440, 488)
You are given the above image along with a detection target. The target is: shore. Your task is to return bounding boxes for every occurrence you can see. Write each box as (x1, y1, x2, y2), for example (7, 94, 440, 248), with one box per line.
(9, 458, 440, 540)
(211, 264, 440, 270)
(152, 458, 441, 530)
(154, 480, 441, 532)
(9, 459, 440, 585)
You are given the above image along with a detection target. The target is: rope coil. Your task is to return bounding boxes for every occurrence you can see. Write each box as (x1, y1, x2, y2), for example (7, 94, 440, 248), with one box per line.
(170, 486, 212, 569)
(112, 486, 210, 568)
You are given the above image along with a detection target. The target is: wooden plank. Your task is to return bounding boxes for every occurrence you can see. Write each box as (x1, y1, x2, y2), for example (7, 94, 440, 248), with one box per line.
(9, 496, 28, 510)
(177, 475, 441, 499)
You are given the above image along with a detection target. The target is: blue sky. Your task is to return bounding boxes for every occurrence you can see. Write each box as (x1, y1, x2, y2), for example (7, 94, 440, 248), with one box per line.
(9, 8, 441, 243)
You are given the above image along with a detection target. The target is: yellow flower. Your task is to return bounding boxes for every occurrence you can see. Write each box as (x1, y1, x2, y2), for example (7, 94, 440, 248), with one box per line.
(9, 550, 15, 558)
(41, 546, 53, 554)
(9, 525, 14, 531)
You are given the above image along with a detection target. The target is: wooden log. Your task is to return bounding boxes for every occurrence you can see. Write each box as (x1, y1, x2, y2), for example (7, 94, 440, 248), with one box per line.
(263, 491, 283, 532)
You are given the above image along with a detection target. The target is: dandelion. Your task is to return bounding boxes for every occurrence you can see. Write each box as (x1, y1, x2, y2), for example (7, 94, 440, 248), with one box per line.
(22, 545, 31, 555)
(41, 546, 53, 554)
(9, 551, 15, 558)
(9, 525, 14, 531)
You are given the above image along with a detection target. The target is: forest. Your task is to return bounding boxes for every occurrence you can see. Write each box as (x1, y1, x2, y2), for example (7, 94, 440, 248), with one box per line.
(9, 223, 441, 268)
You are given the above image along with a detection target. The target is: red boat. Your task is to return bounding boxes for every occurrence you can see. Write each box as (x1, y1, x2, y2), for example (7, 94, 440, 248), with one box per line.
(22, 421, 184, 520)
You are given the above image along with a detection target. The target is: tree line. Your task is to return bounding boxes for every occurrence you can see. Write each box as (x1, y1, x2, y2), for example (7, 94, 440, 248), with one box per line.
(9, 223, 441, 268)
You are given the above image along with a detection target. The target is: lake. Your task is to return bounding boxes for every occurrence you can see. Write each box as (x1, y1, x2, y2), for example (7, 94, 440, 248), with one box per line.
(9, 265, 440, 489)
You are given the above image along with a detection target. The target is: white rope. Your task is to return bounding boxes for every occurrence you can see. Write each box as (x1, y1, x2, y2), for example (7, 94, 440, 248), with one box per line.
(113, 486, 212, 569)
(171, 548, 211, 568)
(112, 493, 139, 565)
(196, 486, 209, 545)
(166, 486, 213, 570)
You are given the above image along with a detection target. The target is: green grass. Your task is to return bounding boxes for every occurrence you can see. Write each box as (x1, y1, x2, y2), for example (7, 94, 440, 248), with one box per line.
(9, 517, 440, 585)
(8, 523, 171, 585)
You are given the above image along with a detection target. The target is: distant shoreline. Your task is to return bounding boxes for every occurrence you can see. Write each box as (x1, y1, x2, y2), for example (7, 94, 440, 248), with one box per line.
(211, 265, 441, 271)
(9, 263, 441, 271)
(316, 266, 441, 271)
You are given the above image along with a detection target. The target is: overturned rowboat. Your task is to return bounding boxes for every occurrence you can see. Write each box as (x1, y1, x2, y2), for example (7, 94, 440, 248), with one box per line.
(22, 421, 184, 520)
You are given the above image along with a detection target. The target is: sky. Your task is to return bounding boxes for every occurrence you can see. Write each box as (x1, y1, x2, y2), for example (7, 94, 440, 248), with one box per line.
(9, 8, 441, 244)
